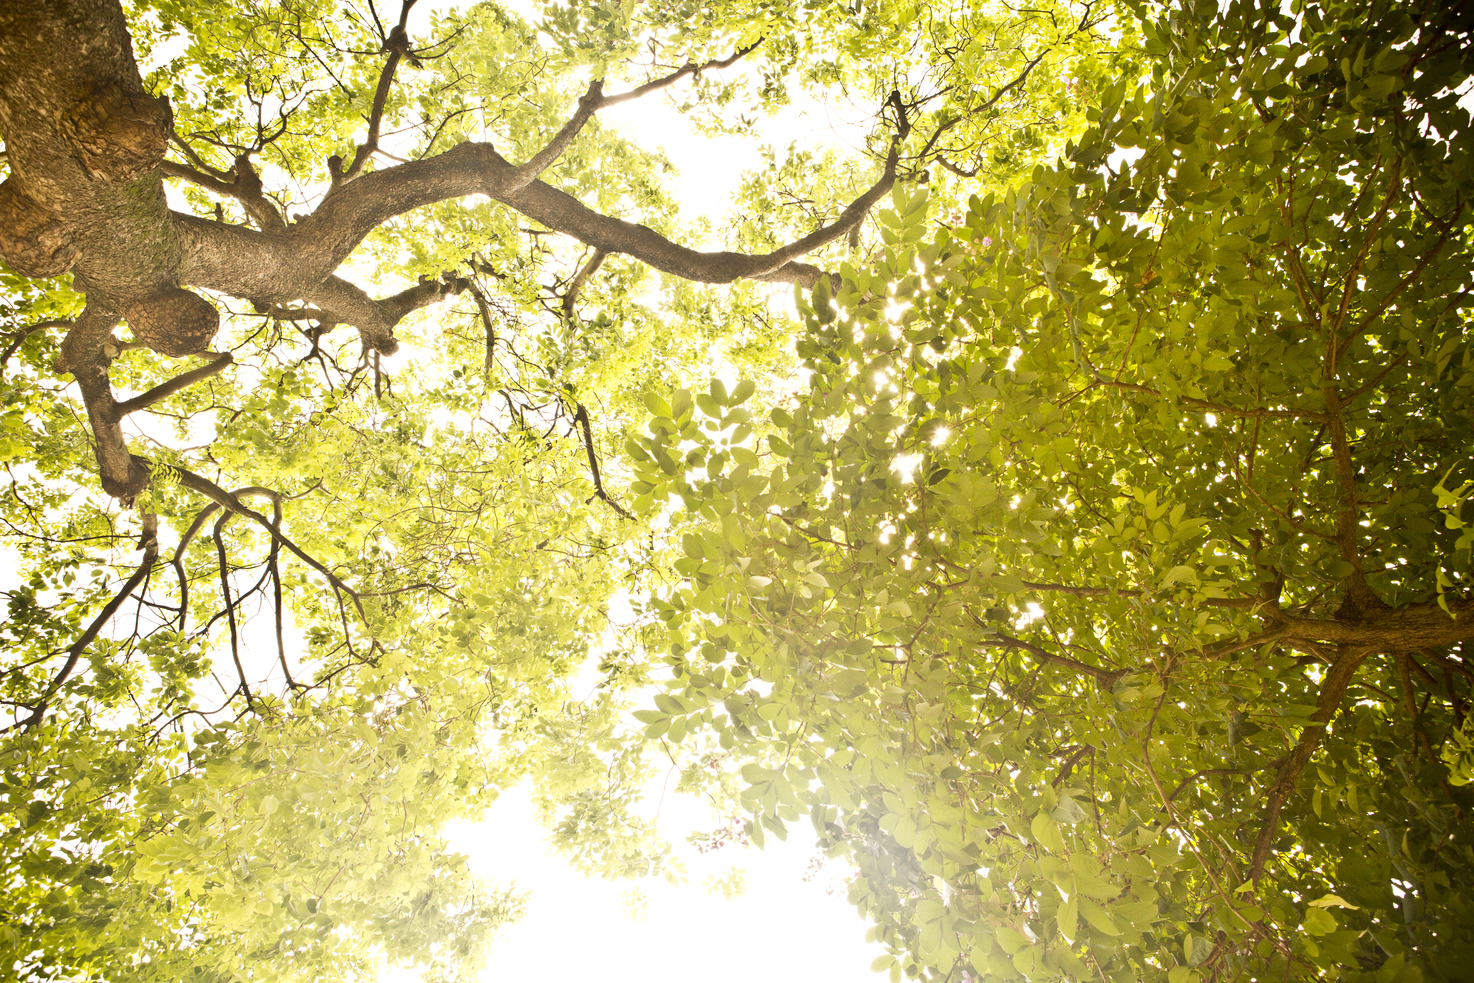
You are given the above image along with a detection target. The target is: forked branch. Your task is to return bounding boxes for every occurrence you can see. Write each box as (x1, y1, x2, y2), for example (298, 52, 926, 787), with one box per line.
(332, 0, 420, 187)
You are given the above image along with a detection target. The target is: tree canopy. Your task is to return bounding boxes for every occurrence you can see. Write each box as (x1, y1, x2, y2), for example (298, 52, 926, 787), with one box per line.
(1, 0, 1472, 981)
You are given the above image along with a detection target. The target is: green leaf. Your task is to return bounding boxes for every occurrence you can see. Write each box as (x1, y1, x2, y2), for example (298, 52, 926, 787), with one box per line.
(1079, 899, 1120, 936)
(1030, 812, 1065, 853)
(1057, 896, 1079, 943)
(643, 392, 673, 418)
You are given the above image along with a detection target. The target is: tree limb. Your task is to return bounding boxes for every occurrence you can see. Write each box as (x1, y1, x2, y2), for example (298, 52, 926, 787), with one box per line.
(116, 351, 234, 415)
(159, 158, 287, 233)
(599, 39, 764, 109)
(562, 248, 607, 321)
(973, 620, 1123, 689)
(9, 514, 158, 732)
(573, 402, 632, 519)
(54, 308, 151, 501)
(172, 466, 368, 624)
(1249, 646, 1367, 881)
(176, 116, 900, 304)
(333, 0, 419, 186)
(213, 509, 255, 711)
(0, 319, 64, 372)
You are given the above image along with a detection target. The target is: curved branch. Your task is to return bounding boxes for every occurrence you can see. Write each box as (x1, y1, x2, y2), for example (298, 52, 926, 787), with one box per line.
(55, 308, 151, 501)
(562, 248, 607, 320)
(172, 485, 282, 632)
(177, 120, 899, 306)
(172, 466, 367, 624)
(0, 319, 64, 372)
(10, 514, 158, 732)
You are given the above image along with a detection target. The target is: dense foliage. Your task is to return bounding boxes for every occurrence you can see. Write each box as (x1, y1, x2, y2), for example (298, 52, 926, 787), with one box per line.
(640, 2, 1474, 979)
(1, 0, 1471, 981)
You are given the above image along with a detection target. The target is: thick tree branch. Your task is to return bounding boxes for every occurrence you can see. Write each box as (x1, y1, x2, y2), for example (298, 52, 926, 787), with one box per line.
(176, 117, 899, 306)
(116, 351, 234, 415)
(55, 309, 151, 501)
(160, 158, 287, 233)
(305, 273, 468, 353)
(1276, 601, 1474, 650)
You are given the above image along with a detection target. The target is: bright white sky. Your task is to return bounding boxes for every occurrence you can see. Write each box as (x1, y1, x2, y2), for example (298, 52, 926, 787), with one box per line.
(441, 782, 884, 983)
(404, 3, 886, 980)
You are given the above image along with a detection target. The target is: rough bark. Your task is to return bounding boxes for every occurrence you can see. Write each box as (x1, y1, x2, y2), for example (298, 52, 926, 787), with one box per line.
(0, 0, 889, 502)
(0, 0, 204, 325)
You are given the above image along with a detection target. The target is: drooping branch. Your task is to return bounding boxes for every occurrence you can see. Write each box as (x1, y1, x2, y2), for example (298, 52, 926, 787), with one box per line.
(214, 510, 255, 711)
(9, 513, 159, 732)
(54, 309, 152, 501)
(172, 466, 367, 624)
(572, 402, 631, 519)
(467, 280, 497, 377)
(494, 137, 899, 284)
(172, 485, 283, 633)
(263, 490, 300, 691)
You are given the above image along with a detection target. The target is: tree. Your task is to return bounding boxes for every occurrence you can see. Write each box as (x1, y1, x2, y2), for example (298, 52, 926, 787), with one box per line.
(0, 0, 1104, 979)
(640, 0, 1474, 980)
(6, 0, 1469, 980)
